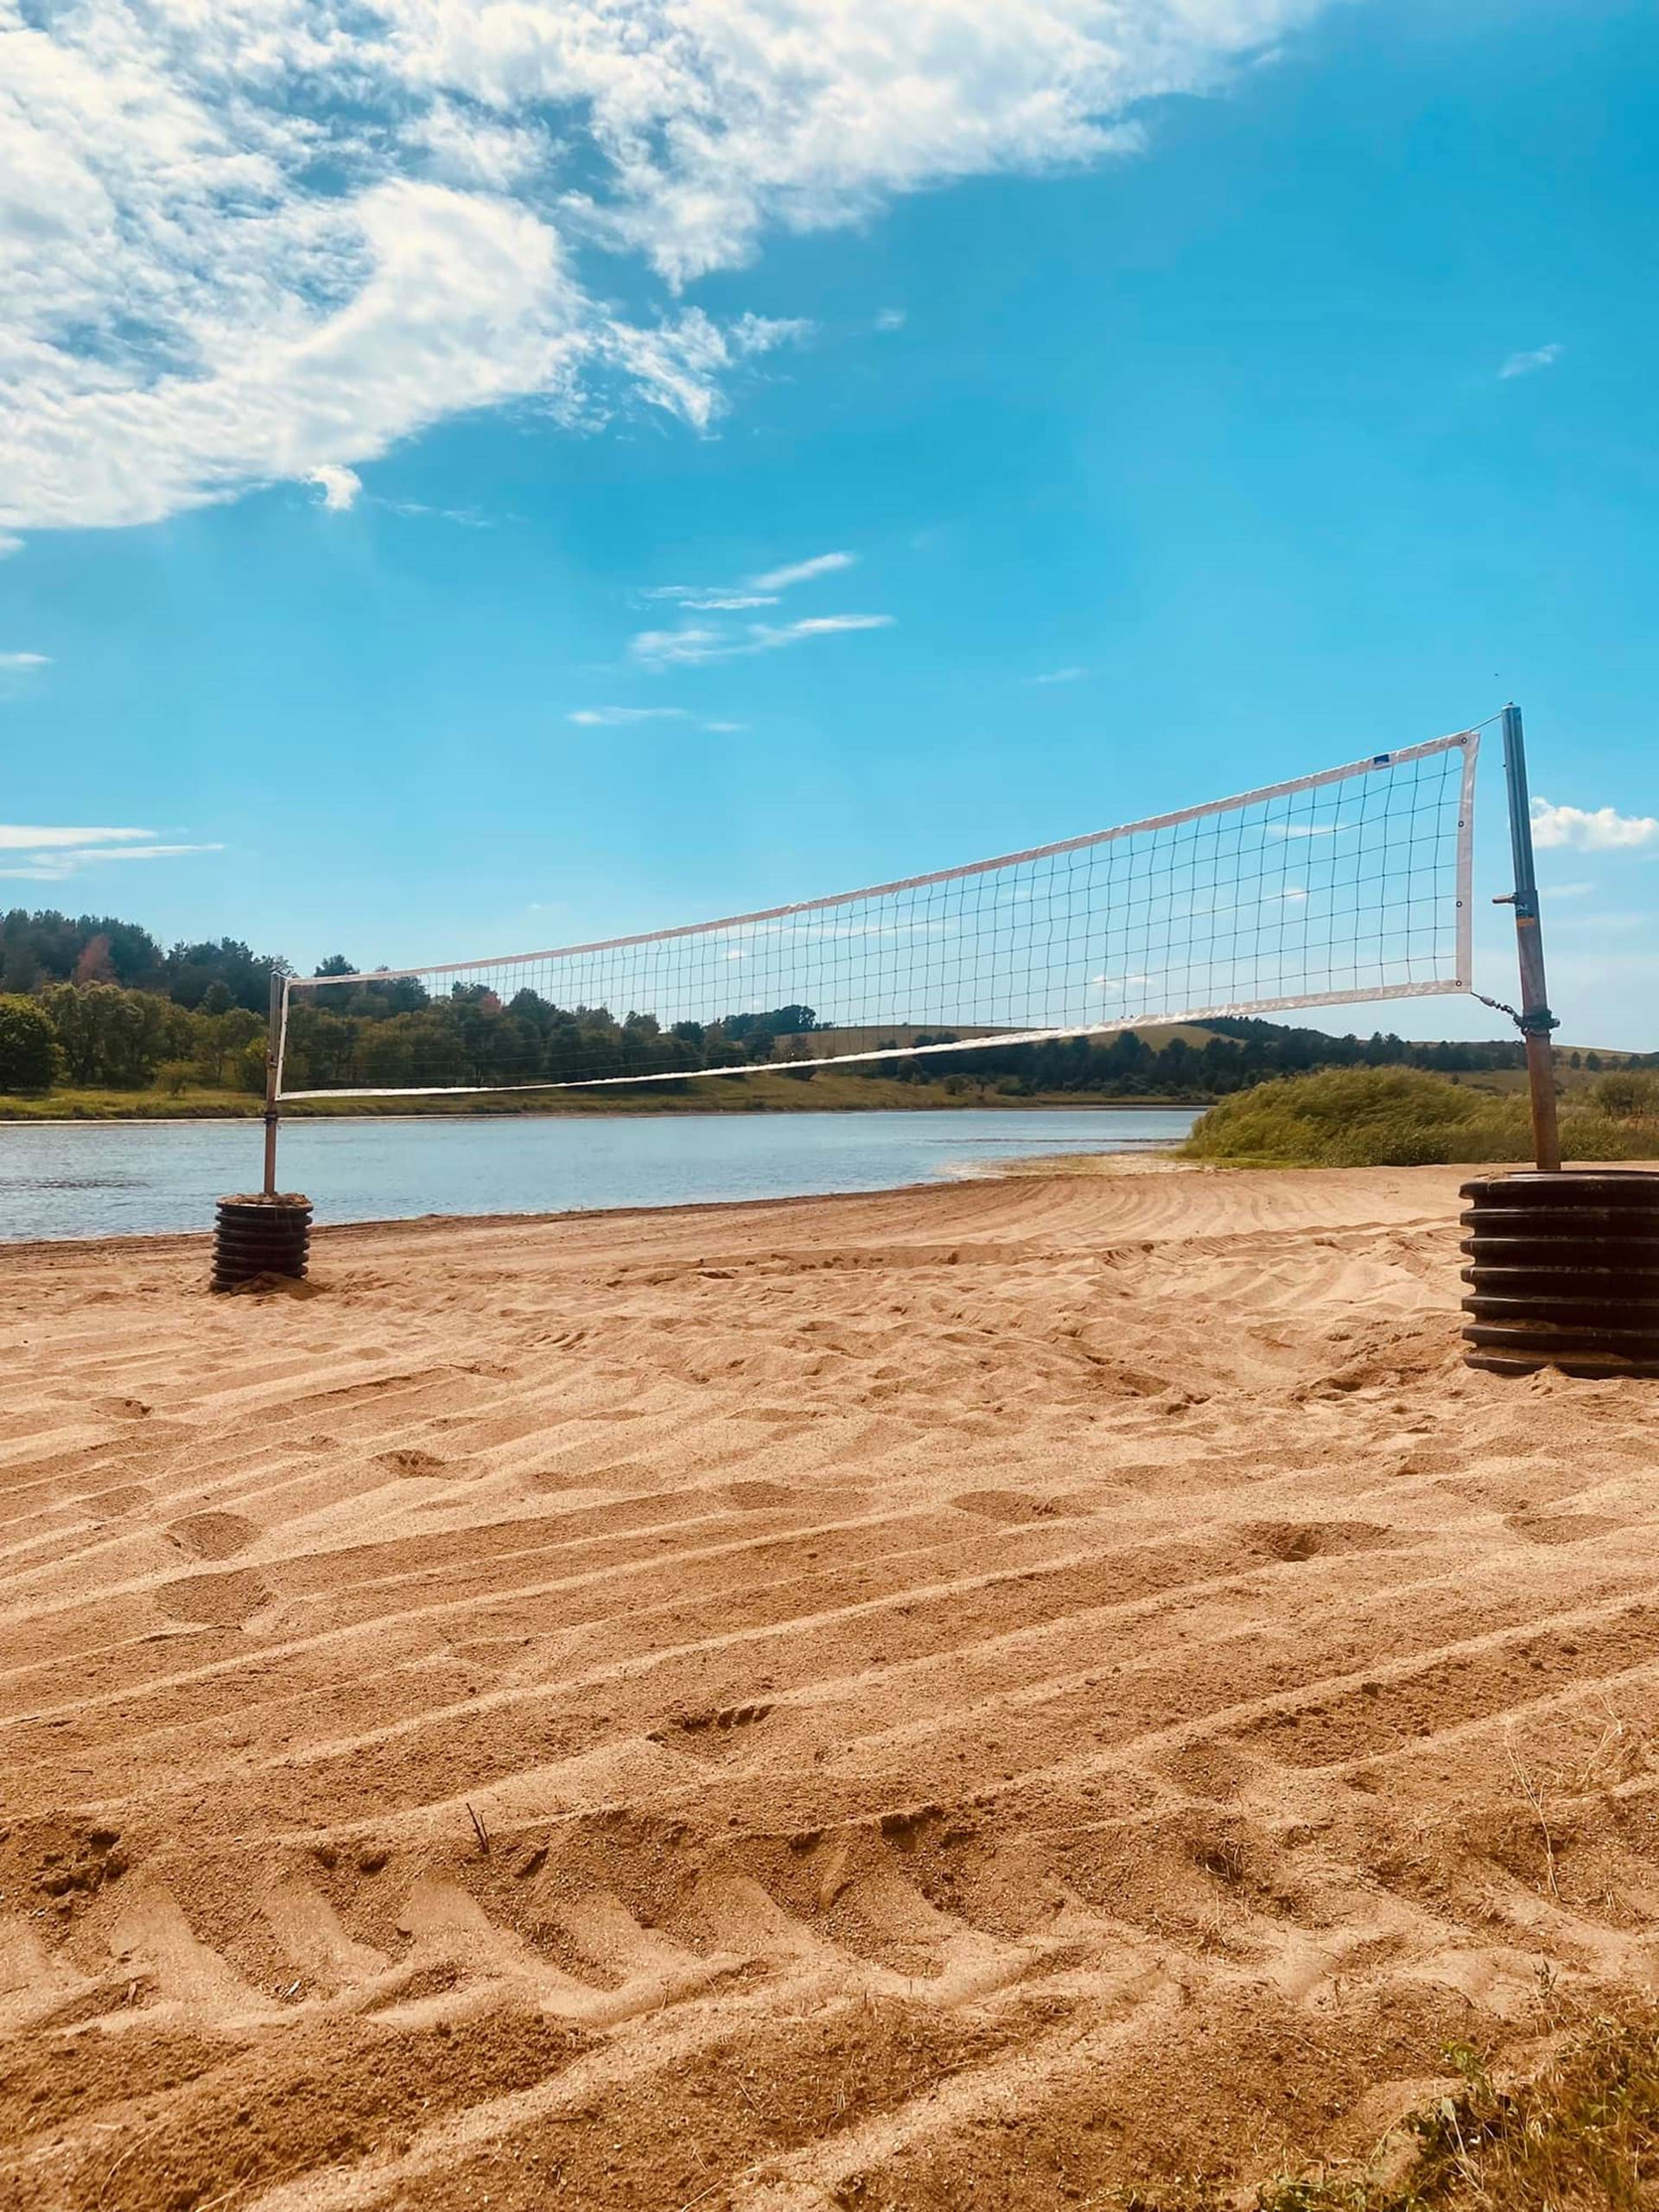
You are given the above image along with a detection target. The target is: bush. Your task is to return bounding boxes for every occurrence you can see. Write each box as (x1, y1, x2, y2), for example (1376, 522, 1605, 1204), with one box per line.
(0, 995, 61, 1092)
(1593, 1070, 1659, 1122)
(1184, 1065, 1652, 1168)
(154, 1059, 194, 1096)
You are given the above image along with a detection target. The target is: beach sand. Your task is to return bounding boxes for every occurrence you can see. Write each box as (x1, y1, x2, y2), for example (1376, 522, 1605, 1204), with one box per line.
(3, 1162, 1656, 2209)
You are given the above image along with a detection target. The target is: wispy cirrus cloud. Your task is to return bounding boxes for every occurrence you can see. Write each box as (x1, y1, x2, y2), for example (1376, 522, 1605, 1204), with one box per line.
(1028, 664, 1089, 685)
(0, 652, 50, 672)
(0, 825, 152, 849)
(642, 588, 779, 613)
(0, 825, 222, 880)
(632, 550, 880, 664)
(643, 549, 856, 613)
(1500, 342, 1563, 380)
(569, 704, 751, 729)
(1530, 797, 1658, 851)
(1, 3, 1344, 541)
(748, 551, 855, 593)
(631, 613, 893, 669)
(569, 706, 690, 726)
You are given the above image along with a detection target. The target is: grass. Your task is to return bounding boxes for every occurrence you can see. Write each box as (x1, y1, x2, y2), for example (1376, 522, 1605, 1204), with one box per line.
(1182, 1066, 1658, 1169)
(1109, 2009, 1659, 2211)
(1251, 2012, 1659, 2211)
(0, 1073, 1195, 1122)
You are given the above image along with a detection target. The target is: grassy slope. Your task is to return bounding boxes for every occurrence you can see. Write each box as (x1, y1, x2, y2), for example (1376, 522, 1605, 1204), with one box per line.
(0, 1072, 1198, 1122)
(1183, 1065, 1657, 1167)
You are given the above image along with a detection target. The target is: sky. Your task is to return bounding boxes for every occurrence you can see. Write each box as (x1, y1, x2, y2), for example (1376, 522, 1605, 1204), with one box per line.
(3, 0, 1656, 1049)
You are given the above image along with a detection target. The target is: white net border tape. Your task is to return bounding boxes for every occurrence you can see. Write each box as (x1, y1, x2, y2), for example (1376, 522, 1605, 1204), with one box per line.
(278, 731, 1479, 1097)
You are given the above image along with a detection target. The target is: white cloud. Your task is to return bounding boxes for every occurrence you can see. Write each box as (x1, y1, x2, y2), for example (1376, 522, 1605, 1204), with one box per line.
(383, 499, 494, 526)
(46, 842, 222, 865)
(603, 308, 810, 432)
(0, 536, 21, 558)
(1, 1, 1342, 537)
(0, 830, 221, 880)
(643, 587, 779, 611)
(0, 652, 50, 671)
(631, 612, 893, 667)
(0, 824, 154, 849)
(874, 308, 906, 332)
(772, 614, 890, 641)
(569, 705, 690, 725)
(749, 550, 855, 592)
(307, 463, 363, 512)
(642, 547, 854, 612)
(1500, 343, 1563, 380)
(1530, 797, 1658, 852)
(572, 705, 749, 728)
(1029, 664, 1088, 685)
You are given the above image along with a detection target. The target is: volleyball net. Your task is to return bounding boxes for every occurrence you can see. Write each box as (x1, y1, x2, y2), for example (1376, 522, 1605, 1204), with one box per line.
(275, 731, 1478, 1097)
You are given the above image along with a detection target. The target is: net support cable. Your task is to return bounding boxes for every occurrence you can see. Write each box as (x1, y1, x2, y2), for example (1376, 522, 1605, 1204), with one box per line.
(276, 732, 1479, 1098)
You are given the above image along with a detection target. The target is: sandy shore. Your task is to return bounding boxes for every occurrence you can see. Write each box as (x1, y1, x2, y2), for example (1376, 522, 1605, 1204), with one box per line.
(3, 1163, 1656, 2209)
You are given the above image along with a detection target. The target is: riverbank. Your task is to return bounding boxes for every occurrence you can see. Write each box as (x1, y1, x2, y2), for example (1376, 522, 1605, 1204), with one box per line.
(0, 1070, 1202, 1120)
(5, 1164, 1656, 2208)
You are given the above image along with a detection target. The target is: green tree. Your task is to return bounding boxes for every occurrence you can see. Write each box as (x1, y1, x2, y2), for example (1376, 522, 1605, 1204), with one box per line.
(194, 1005, 263, 1084)
(0, 996, 61, 1092)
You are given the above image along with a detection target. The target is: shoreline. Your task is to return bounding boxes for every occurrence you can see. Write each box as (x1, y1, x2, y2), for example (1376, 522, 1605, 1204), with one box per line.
(0, 1135, 1200, 1254)
(0, 1166, 995, 1260)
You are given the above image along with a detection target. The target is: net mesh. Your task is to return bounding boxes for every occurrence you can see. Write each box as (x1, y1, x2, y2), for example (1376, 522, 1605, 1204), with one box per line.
(277, 732, 1478, 1096)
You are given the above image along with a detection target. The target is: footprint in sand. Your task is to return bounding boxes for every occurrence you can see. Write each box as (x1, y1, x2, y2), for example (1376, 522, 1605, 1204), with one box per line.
(1507, 1511, 1620, 1547)
(377, 1448, 450, 1479)
(157, 1568, 273, 1629)
(720, 1480, 796, 1510)
(168, 1510, 255, 1560)
(950, 1490, 1064, 1523)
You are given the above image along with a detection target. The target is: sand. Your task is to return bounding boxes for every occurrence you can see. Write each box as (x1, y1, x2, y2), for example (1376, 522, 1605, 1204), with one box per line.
(3, 1160, 1656, 2210)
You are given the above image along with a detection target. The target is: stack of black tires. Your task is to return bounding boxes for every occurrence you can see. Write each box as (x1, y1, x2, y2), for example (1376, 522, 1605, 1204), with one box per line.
(1459, 1171, 1659, 1377)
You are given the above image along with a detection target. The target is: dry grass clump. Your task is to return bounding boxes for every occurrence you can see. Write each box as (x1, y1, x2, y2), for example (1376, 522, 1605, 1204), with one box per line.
(1118, 2012, 1659, 2211)
(1253, 2012, 1659, 2211)
(1184, 1067, 1656, 1168)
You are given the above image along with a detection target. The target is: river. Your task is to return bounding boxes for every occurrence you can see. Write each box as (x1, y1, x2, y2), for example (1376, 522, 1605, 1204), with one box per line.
(0, 1108, 1198, 1243)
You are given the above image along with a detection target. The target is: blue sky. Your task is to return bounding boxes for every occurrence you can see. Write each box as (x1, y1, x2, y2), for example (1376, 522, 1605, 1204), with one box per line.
(3, 0, 1656, 1046)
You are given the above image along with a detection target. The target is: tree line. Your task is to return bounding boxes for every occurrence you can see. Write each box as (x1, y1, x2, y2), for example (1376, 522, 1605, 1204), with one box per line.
(0, 905, 1647, 1098)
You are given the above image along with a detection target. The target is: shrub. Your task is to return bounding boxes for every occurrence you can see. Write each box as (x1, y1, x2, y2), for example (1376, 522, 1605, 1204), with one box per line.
(1184, 1065, 1652, 1168)
(154, 1059, 194, 1096)
(0, 995, 61, 1092)
(1593, 1070, 1659, 1122)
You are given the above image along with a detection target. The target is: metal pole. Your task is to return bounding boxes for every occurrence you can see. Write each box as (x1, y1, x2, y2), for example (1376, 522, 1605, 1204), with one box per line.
(1497, 702, 1560, 1173)
(263, 969, 283, 1197)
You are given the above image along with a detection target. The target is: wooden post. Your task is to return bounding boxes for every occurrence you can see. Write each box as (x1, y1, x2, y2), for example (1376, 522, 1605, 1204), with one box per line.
(263, 969, 283, 1198)
(1497, 702, 1560, 1173)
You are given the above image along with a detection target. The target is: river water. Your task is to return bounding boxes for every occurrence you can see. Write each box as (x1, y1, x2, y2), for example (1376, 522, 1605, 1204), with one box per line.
(0, 1108, 1198, 1243)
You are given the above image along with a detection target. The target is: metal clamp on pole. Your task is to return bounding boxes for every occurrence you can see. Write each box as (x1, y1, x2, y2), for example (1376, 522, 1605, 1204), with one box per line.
(1494, 702, 1561, 1173)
